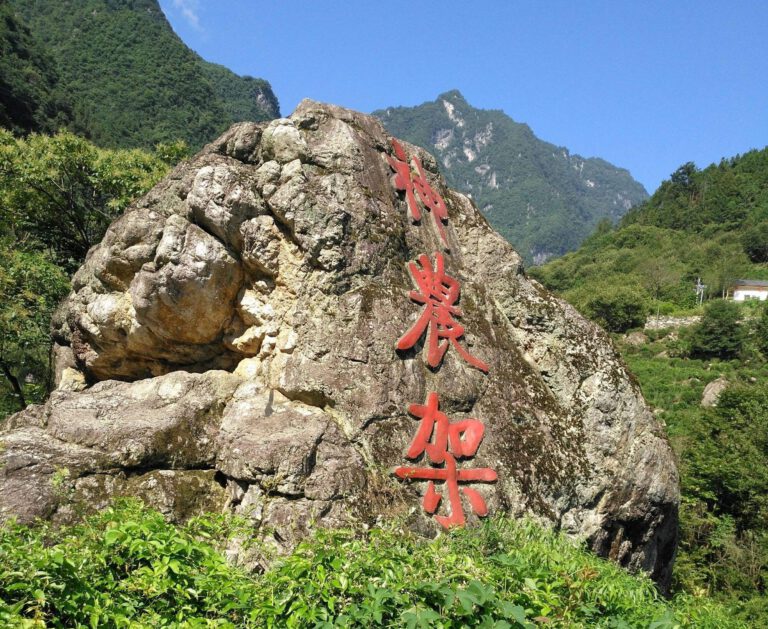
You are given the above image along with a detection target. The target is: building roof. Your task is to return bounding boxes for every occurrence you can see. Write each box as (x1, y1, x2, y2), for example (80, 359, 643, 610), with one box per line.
(733, 279, 768, 288)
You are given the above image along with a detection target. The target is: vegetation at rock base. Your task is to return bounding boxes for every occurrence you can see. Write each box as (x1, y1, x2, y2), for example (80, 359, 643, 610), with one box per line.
(7, 0, 279, 149)
(374, 90, 648, 265)
(0, 499, 740, 628)
(0, 129, 176, 409)
(531, 147, 768, 311)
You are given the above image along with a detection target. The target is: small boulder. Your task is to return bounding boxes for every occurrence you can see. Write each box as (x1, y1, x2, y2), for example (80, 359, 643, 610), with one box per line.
(701, 376, 729, 407)
(624, 331, 648, 346)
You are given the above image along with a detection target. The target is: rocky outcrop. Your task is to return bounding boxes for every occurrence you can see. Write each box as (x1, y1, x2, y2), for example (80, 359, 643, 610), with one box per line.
(0, 101, 679, 587)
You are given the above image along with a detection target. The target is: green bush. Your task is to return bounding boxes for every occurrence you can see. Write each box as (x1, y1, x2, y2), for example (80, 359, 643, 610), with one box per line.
(0, 500, 741, 628)
(677, 385, 768, 618)
(0, 500, 259, 627)
(0, 129, 171, 271)
(685, 385, 768, 530)
(576, 285, 649, 332)
(689, 300, 744, 359)
(619, 334, 768, 623)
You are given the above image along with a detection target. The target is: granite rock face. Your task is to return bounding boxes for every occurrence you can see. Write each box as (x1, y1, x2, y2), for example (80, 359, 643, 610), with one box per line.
(0, 101, 679, 586)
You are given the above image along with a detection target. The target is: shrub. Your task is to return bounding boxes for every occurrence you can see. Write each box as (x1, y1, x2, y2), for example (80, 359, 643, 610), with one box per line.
(689, 300, 744, 359)
(579, 285, 649, 332)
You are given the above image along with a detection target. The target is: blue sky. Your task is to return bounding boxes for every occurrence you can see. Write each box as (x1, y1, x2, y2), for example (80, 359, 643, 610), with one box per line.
(158, 1, 768, 194)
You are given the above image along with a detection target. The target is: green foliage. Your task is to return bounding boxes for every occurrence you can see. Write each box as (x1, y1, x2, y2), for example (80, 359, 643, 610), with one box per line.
(0, 2, 75, 135)
(755, 302, 768, 357)
(618, 332, 768, 623)
(674, 385, 768, 619)
(0, 238, 68, 411)
(741, 221, 768, 263)
(0, 499, 260, 627)
(0, 500, 740, 627)
(685, 385, 768, 530)
(572, 284, 648, 332)
(533, 147, 768, 313)
(201, 62, 280, 128)
(374, 91, 648, 264)
(689, 301, 744, 359)
(0, 128, 170, 270)
(9, 0, 278, 150)
(0, 129, 175, 418)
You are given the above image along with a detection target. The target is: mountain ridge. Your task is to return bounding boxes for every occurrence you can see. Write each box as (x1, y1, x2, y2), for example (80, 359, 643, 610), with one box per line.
(374, 90, 648, 264)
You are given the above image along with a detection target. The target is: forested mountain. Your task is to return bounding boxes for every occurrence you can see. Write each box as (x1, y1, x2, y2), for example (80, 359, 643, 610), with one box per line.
(6, 0, 279, 148)
(0, 1, 73, 134)
(374, 90, 648, 264)
(532, 147, 768, 315)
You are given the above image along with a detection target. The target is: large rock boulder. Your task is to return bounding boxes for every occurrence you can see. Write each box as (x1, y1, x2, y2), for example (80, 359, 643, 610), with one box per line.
(0, 101, 679, 586)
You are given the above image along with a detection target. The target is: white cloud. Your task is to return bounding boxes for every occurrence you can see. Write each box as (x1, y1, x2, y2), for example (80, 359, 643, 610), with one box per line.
(172, 0, 202, 31)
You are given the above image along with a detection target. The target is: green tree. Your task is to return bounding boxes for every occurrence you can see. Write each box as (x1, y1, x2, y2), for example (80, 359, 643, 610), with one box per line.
(0, 129, 170, 271)
(689, 300, 744, 359)
(678, 385, 768, 607)
(671, 161, 698, 190)
(0, 239, 69, 412)
(741, 221, 768, 263)
(755, 302, 768, 357)
(638, 256, 684, 302)
(580, 284, 649, 332)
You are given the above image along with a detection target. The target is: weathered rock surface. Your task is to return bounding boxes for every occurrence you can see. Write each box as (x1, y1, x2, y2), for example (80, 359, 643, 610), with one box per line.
(1, 102, 679, 586)
(701, 376, 729, 407)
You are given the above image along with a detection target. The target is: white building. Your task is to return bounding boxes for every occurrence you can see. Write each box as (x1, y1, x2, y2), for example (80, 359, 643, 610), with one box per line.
(732, 279, 768, 301)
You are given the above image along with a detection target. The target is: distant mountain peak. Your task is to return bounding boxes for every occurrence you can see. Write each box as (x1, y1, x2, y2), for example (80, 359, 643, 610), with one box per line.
(373, 92, 647, 264)
(437, 89, 468, 103)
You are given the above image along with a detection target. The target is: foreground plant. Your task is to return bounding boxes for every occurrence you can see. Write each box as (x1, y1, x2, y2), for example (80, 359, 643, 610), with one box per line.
(0, 500, 740, 628)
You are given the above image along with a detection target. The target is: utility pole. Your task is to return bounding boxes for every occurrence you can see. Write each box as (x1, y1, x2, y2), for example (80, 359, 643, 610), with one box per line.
(695, 277, 706, 306)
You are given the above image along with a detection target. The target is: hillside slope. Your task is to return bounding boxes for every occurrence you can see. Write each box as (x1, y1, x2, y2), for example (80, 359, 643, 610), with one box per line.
(0, 2, 72, 134)
(374, 90, 648, 263)
(532, 148, 768, 310)
(9, 0, 279, 148)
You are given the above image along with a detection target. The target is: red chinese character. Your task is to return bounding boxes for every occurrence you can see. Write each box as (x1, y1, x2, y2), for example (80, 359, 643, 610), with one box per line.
(394, 392, 497, 528)
(386, 139, 449, 245)
(397, 252, 489, 373)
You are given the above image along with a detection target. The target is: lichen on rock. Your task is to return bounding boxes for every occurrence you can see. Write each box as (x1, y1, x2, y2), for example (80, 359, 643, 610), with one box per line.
(1, 101, 679, 588)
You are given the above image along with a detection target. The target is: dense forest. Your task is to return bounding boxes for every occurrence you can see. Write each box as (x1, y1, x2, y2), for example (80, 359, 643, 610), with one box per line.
(0, 2, 73, 134)
(375, 90, 648, 264)
(6, 0, 279, 148)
